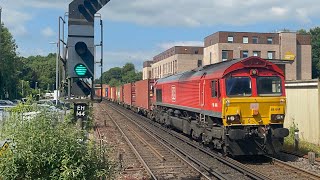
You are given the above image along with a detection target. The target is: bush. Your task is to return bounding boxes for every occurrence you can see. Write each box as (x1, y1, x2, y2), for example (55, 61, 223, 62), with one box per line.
(0, 107, 115, 179)
(284, 121, 320, 157)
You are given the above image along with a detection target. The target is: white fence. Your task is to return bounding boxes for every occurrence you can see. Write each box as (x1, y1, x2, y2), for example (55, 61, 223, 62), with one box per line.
(284, 79, 320, 145)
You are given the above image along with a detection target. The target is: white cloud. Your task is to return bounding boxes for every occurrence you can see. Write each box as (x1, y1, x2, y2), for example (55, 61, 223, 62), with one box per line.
(99, 0, 320, 27)
(41, 27, 55, 37)
(1, 7, 33, 37)
(104, 50, 154, 70)
(157, 41, 203, 50)
(2, 0, 320, 29)
(271, 7, 288, 16)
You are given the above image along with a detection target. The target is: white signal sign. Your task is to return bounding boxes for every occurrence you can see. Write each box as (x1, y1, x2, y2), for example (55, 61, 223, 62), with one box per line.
(75, 104, 87, 117)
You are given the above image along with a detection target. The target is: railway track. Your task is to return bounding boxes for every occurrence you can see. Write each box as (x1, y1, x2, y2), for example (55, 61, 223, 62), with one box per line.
(98, 103, 205, 180)
(281, 150, 320, 163)
(240, 155, 320, 180)
(108, 102, 271, 180)
(94, 105, 148, 179)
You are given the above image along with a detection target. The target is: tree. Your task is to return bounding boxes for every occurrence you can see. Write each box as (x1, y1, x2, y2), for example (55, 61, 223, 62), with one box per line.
(310, 27, 320, 78)
(21, 54, 56, 91)
(0, 23, 21, 99)
(99, 63, 142, 86)
(296, 28, 320, 78)
(122, 63, 135, 75)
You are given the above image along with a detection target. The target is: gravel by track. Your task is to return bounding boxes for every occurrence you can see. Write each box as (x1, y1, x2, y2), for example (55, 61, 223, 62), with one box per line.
(239, 155, 320, 180)
(94, 103, 148, 180)
(108, 102, 270, 180)
(100, 103, 203, 180)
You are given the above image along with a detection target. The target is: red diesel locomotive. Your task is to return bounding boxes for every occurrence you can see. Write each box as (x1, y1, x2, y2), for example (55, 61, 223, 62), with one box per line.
(101, 56, 289, 156)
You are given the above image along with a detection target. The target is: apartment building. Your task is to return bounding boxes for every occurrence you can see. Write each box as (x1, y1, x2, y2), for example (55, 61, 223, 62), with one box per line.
(142, 61, 153, 80)
(204, 31, 312, 80)
(142, 46, 204, 80)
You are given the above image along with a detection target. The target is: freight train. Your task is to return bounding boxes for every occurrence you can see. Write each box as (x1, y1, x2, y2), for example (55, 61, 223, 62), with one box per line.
(97, 56, 289, 156)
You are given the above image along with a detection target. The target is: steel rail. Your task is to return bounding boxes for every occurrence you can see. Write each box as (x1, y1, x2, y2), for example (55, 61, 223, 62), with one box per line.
(265, 155, 320, 180)
(110, 102, 271, 180)
(99, 105, 157, 180)
(108, 103, 227, 180)
(281, 150, 320, 163)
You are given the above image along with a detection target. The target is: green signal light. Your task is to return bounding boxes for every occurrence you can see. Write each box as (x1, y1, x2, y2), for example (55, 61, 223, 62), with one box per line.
(74, 64, 88, 76)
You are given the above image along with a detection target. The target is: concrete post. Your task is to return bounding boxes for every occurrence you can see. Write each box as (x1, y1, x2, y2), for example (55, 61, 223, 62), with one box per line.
(308, 152, 315, 165)
(294, 129, 299, 151)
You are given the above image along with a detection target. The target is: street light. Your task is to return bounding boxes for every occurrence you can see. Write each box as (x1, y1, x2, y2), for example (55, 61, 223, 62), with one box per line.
(49, 41, 59, 106)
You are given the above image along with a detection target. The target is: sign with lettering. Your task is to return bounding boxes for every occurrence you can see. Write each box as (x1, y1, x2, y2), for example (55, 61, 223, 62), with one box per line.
(171, 85, 176, 102)
(284, 51, 296, 61)
(74, 103, 87, 117)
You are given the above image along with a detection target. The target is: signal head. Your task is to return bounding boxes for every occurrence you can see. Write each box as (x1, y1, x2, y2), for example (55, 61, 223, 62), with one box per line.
(75, 42, 88, 56)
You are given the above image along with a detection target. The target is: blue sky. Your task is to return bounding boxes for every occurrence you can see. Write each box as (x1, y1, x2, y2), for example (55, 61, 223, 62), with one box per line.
(1, 0, 320, 77)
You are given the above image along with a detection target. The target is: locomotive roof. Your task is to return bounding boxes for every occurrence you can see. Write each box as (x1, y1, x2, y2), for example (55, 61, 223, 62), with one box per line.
(156, 57, 282, 84)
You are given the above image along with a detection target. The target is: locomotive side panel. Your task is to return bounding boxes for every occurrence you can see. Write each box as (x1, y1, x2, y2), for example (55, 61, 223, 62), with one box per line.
(178, 80, 201, 109)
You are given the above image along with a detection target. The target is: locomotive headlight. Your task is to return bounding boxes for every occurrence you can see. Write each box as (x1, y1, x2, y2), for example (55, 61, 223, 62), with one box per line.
(271, 114, 285, 121)
(227, 115, 240, 122)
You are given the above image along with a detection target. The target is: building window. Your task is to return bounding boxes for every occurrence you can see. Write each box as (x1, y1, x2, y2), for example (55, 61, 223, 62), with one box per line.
(253, 51, 261, 57)
(241, 51, 249, 58)
(267, 51, 275, 59)
(209, 52, 212, 64)
(222, 50, 228, 61)
(252, 37, 258, 44)
(267, 37, 273, 44)
(228, 36, 233, 43)
(243, 36, 248, 44)
(174, 60, 177, 73)
(198, 60, 202, 67)
(195, 50, 199, 54)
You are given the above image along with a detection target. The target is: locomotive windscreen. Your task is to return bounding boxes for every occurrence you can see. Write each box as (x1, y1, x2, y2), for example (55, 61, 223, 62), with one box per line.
(226, 77, 252, 96)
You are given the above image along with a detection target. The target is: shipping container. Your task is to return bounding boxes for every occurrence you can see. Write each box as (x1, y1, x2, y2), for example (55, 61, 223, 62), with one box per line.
(116, 86, 123, 102)
(110, 87, 117, 101)
(123, 83, 134, 106)
(106, 85, 111, 99)
(95, 84, 108, 98)
(134, 79, 154, 110)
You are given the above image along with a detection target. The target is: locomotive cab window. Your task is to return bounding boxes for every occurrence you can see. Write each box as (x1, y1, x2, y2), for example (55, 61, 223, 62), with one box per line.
(211, 80, 218, 97)
(257, 76, 282, 96)
(156, 89, 163, 102)
(226, 77, 252, 97)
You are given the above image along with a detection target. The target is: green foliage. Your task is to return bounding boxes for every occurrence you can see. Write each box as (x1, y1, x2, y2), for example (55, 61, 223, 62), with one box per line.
(0, 23, 21, 100)
(310, 27, 320, 78)
(100, 63, 142, 86)
(297, 27, 320, 78)
(0, 23, 56, 99)
(21, 53, 56, 92)
(284, 122, 320, 156)
(0, 106, 115, 179)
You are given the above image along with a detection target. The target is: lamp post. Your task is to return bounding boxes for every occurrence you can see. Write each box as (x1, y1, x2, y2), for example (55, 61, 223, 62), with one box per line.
(22, 80, 24, 97)
(49, 42, 59, 106)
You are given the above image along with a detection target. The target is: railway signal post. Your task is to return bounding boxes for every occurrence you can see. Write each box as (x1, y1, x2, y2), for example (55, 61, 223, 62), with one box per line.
(64, 0, 110, 126)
